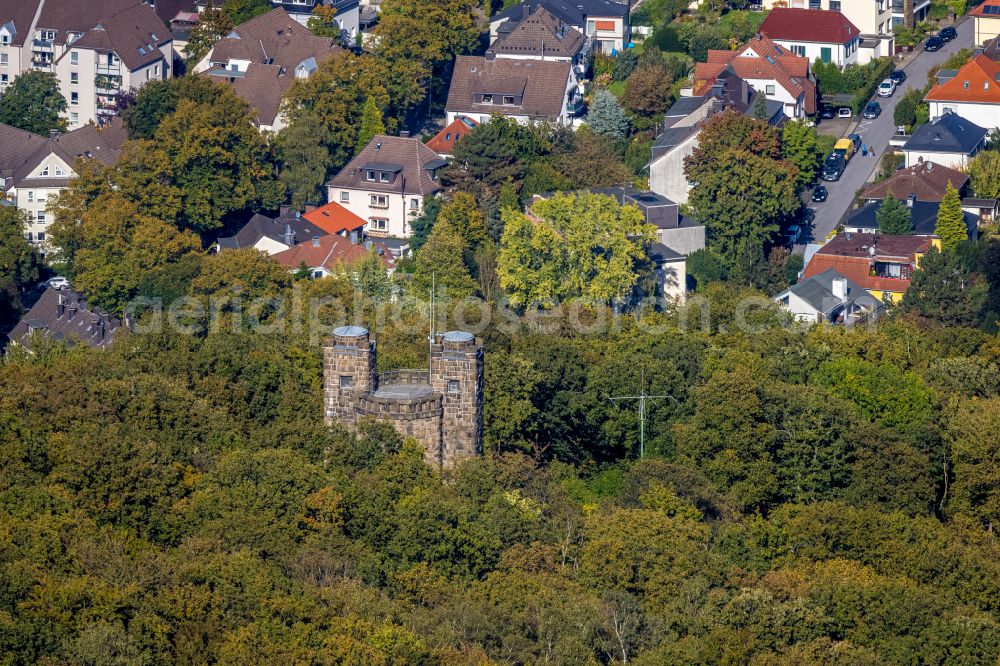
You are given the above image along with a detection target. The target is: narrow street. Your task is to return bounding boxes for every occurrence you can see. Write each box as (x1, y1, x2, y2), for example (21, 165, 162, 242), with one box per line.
(800, 17, 974, 251)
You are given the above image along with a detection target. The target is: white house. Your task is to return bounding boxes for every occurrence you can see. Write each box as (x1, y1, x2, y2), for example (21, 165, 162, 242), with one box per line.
(901, 112, 988, 169)
(489, 0, 630, 55)
(760, 8, 862, 68)
(774, 268, 884, 325)
(325, 135, 445, 238)
(924, 55, 1000, 131)
(760, 0, 894, 61)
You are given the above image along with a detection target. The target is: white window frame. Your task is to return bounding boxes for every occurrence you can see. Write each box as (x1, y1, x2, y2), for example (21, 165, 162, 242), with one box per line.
(70, 50, 79, 65)
(379, 172, 390, 183)
(340, 191, 349, 203)
(368, 218, 388, 232)
(70, 91, 78, 106)
(765, 84, 775, 95)
(370, 194, 388, 208)
(365, 170, 375, 181)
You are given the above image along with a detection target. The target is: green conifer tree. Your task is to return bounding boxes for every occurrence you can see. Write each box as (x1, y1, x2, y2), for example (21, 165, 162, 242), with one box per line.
(876, 190, 913, 235)
(356, 97, 386, 153)
(935, 181, 967, 251)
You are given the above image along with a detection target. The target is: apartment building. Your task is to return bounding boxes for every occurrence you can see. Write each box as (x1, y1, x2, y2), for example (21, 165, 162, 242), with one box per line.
(0, 0, 172, 127)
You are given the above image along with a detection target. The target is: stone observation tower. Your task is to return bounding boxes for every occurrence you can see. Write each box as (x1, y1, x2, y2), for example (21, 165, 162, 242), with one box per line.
(323, 326, 484, 468)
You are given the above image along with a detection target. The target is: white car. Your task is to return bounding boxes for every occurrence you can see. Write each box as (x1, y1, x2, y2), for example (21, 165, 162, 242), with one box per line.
(877, 79, 896, 97)
(38, 276, 70, 290)
(838, 107, 852, 118)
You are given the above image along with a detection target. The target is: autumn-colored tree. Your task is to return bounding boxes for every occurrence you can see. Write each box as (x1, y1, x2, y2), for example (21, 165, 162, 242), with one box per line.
(620, 61, 674, 121)
(184, 1, 234, 66)
(307, 4, 341, 37)
(554, 125, 633, 188)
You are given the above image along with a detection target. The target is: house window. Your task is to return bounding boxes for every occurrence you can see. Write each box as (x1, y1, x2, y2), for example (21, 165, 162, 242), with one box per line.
(482, 94, 493, 104)
(1, 74, 7, 85)
(503, 95, 515, 105)
(791, 45, 805, 56)
(70, 92, 78, 105)
(27, 191, 33, 203)
(36, 212, 45, 224)
(830, 0, 841, 8)
(370, 194, 388, 208)
(70, 71, 78, 84)
(36, 232, 45, 241)
(41, 166, 49, 176)
(369, 218, 388, 232)
(55, 165, 64, 176)
(339, 375, 353, 389)
(365, 170, 375, 181)
(70, 112, 78, 125)
(313, 270, 324, 278)
(445, 132, 451, 141)
(448, 380, 460, 394)
(410, 197, 419, 210)
(820, 47, 832, 63)
(0, 54, 7, 67)
(70, 51, 78, 65)
(379, 172, 390, 183)
(0, 35, 9, 45)
(765, 84, 775, 95)
(587, 19, 596, 34)
(340, 191, 349, 203)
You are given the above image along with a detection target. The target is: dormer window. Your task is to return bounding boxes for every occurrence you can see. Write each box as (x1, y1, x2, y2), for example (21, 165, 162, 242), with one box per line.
(366, 170, 375, 181)
(482, 94, 493, 104)
(503, 95, 515, 105)
(379, 172, 389, 183)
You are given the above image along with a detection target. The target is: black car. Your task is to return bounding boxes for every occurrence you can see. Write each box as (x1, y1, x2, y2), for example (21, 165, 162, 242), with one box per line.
(812, 185, 828, 202)
(925, 36, 943, 51)
(889, 70, 907, 84)
(863, 101, 882, 119)
(820, 104, 837, 119)
(940, 26, 957, 41)
(822, 156, 845, 181)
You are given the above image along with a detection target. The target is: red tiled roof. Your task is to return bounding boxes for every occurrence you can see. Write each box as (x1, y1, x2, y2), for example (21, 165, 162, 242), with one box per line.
(271, 234, 371, 272)
(302, 201, 367, 235)
(970, 0, 1000, 16)
(694, 36, 811, 101)
(425, 116, 478, 155)
(924, 55, 1000, 104)
(859, 161, 969, 202)
(804, 233, 932, 294)
(760, 8, 860, 44)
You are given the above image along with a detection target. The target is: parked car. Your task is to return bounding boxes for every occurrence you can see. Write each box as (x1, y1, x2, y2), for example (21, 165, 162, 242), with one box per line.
(785, 224, 802, 246)
(889, 70, 907, 84)
(877, 79, 896, 97)
(812, 185, 828, 202)
(863, 101, 882, 118)
(925, 36, 943, 51)
(820, 105, 837, 119)
(38, 276, 70, 290)
(847, 133, 862, 152)
(802, 207, 817, 224)
(940, 26, 957, 41)
(838, 107, 853, 118)
(822, 155, 846, 181)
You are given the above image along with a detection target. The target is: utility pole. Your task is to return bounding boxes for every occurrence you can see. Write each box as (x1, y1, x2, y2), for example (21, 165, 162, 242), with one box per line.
(608, 370, 678, 459)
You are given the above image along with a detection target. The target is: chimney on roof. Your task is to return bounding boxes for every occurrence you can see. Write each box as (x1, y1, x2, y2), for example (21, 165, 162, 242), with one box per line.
(305, 202, 318, 213)
(56, 294, 65, 318)
(312, 235, 321, 247)
(295, 210, 301, 219)
(284, 223, 294, 245)
(832, 276, 848, 303)
(927, 162, 933, 171)
(279, 204, 290, 216)
(522, 3, 529, 18)
(907, 193, 915, 207)
(399, 130, 410, 138)
(49, 129, 60, 139)
(67, 303, 78, 320)
(375, 141, 381, 150)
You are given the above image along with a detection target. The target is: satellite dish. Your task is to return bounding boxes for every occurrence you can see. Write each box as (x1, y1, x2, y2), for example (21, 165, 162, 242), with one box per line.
(869, 246, 876, 256)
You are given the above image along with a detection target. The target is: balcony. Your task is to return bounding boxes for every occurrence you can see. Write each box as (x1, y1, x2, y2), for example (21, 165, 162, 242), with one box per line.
(32, 39, 53, 50)
(94, 74, 122, 93)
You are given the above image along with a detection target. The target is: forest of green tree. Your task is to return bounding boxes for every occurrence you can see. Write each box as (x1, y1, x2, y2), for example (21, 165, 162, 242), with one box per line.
(3, 276, 1000, 664)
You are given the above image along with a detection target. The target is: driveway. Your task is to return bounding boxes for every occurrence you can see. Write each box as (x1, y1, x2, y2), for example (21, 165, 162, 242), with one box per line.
(797, 18, 973, 251)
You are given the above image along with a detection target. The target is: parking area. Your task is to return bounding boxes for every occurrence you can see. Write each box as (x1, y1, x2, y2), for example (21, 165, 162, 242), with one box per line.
(814, 116, 854, 138)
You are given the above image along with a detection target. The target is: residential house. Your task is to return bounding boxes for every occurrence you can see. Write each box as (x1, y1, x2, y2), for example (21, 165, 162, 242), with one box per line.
(487, 6, 588, 77)
(649, 243, 688, 304)
(489, 0, 630, 55)
(169, 10, 199, 60)
(759, 0, 894, 58)
(2, 119, 127, 248)
(971, 0, 1000, 47)
(759, 8, 863, 67)
(648, 69, 784, 204)
(859, 160, 969, 202)
(692, 36, 817, 119)
(426, 116, 478, 158)
(803, 232, 936, 303)
(302, 200, 367, 240)
(901, 111, 988, 169)
(325, 135, 445, 238)
(216, 208, 331, 254)
(842, 196, 979, 239)
(774, 268, 884, 325)
(7, 287, 121, 350)
(0, 0, 45, 87)
(196, 8, 341, 132)
(0, 0, 172, 127)
(270, 234, 393, 278)
(0, 122, 48, 198)
(924, 55, 1000, 130)
(445, 55, 580, 125)
(195, 0, 361, 36)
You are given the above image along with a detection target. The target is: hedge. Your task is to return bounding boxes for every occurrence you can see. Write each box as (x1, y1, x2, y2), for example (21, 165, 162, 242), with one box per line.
(851, 57, 896, 114)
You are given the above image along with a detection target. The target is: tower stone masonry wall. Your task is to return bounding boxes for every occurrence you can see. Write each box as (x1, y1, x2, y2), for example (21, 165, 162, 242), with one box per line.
(322, 327, 483, 469)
